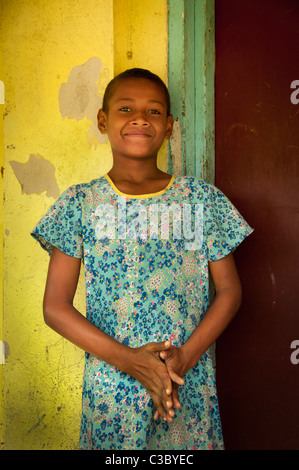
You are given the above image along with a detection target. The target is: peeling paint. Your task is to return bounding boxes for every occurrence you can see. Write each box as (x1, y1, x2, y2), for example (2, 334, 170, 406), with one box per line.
(0, 342, 10, 365)
(9, 154, 60, 198)
(0, 342, 5, 365)
(58, 57, 107, 146)
(3, 342, 10, 360)
(0, 80, 4, 104)
(169, 118, 182, 176)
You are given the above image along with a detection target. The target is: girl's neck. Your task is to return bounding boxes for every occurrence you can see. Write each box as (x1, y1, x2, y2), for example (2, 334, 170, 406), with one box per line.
(107, 162, 172, 195)
(108, 161, 170, 184)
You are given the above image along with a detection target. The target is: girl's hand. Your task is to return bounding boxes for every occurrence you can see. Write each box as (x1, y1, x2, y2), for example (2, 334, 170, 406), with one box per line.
(123, 340, 176, 423)
(153, 342, 186, 420)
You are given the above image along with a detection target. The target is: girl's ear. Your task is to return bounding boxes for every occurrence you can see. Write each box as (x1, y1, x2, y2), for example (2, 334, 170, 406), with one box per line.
(97, 109, 108, 134)
(165, 114, 174, 140)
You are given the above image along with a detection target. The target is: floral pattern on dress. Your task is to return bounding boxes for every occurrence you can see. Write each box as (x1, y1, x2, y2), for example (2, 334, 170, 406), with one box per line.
(31, 175, 253, 450)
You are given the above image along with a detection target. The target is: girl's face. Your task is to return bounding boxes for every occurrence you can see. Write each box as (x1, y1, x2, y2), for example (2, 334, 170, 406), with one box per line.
(98, 78, 173, 161)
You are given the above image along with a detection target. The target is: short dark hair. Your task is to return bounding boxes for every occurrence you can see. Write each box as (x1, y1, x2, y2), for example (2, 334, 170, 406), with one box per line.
(102, 68, 171, 116)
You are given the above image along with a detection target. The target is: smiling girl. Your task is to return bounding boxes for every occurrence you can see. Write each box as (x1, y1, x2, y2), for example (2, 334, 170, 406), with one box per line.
(31, 68, 253, 450)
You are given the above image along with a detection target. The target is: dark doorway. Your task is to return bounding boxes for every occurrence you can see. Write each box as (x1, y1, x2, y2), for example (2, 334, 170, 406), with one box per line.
(215, 0, 299, 450)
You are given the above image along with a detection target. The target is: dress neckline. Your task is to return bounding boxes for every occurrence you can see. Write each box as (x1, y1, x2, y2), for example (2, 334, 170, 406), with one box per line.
(104, 174, 175, 199)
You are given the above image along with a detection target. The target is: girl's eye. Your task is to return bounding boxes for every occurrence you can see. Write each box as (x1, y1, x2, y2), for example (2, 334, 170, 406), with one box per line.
(149, 109, 161, 115)
(119, 107, 131, 112)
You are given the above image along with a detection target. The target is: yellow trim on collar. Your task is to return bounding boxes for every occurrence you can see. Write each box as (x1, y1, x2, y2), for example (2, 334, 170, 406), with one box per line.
(104, 174, 175, 199)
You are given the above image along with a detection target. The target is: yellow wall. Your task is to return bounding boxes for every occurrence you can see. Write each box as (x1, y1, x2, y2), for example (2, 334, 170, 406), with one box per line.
(0, 0, 4, 446)
(1, 0, 168, 450)
(113, 0, 169, 172)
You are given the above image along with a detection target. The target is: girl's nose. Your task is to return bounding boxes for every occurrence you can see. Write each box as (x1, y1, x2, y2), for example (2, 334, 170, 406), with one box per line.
(131, 113, 150, 126)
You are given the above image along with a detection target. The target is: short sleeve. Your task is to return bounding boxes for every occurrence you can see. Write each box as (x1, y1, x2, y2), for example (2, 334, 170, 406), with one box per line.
(204, 184, 253, 262)
(31, 185, 83, 258)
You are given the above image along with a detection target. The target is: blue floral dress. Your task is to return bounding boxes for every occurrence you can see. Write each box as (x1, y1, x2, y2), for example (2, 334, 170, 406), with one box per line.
(31, 174, 253, 450)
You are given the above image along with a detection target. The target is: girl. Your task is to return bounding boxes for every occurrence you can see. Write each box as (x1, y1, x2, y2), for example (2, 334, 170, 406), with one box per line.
(31, 68, 253, 450)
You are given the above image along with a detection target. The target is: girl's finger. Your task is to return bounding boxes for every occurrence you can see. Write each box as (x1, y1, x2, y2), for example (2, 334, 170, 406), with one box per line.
(146, 340, 171, 353)
(172, 387, 181, 410)
(159, 350, 169, 360)
(156, 402, 174, 423)
(168, 368, 185, 386)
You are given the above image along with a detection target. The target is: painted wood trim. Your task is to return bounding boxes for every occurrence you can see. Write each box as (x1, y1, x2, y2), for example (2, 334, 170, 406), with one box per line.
(168, 0, 215, 183)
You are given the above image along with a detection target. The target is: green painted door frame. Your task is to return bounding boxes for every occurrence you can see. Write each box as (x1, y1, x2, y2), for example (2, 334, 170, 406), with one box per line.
(168, 0, 215, 183)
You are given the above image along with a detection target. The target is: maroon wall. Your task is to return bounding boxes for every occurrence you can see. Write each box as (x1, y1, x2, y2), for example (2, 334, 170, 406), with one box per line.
(215, 0, 299, 450)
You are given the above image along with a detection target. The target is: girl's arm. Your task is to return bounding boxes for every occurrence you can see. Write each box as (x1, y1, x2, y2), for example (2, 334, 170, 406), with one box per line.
(43, 246, 175, 422)
(182, 252, 242, 369)
(159, 252, 242, 410)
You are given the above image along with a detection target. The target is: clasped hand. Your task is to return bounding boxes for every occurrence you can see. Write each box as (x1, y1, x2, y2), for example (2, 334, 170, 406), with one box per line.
(125, 340, 187, 424)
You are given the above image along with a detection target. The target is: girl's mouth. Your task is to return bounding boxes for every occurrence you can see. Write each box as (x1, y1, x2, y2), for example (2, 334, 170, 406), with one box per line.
(124, 132, 151, 138)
